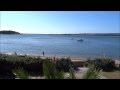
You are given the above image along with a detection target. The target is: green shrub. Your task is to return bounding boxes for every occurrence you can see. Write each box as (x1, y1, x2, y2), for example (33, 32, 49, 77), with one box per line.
(69, 68, 76, 79)
(87, 57, 115, 71)
(82, 65, 101, 79)
(56, 58, 72, 72)
(0, 54, 43, 77)
(55, 71, 64, 79)
(43, 59, 64, 79)
(13, 67, 29, 79)
(43, 60, 56, 79)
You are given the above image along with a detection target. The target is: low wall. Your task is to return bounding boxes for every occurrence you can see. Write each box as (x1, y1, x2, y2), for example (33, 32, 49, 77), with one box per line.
(71, 60, 87, 67)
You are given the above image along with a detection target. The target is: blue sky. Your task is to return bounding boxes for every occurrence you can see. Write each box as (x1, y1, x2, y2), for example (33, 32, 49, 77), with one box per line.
(0, 11, 120, 34)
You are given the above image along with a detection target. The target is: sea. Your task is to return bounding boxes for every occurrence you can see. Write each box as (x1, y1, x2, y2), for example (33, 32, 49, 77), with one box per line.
(0, 34, 120, 60)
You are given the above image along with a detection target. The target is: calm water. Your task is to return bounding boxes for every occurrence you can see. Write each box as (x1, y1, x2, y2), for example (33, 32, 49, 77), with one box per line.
(0, 34, 120, 59)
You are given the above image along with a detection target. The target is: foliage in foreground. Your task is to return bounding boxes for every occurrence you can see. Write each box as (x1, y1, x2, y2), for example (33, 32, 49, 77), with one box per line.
(44, 60, 102, 79)
(12, 64, 102, 79)
(1, 54, 114, 79)
(56, 58, 72, 72)
(69, 68, 76, 79)
(82, 65, 102, 79)
(43, 59, 64, 79)
(43, 59, 77, 79)
(0, 54, 73, 78)
(87, 57, 115, 71)
(13, 67, 29, 79)
(0, 54, 43, 75)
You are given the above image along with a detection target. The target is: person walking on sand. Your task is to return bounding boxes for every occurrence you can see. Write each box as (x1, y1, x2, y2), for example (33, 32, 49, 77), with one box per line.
(42, 51, 44, 56)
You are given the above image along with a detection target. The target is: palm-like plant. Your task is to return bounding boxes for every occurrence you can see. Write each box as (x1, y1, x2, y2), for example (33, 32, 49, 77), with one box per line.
(43, 60, 64, 79)
(13, 67, 29, 79)
(55, 71, 64, 79)
(69, 68, 76, 79)
(82, 65, 102, 79)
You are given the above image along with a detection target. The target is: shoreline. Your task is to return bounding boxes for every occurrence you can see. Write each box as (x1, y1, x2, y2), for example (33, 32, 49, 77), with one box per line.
(0, 52, 119, 61)
(0, 52, 87, 61)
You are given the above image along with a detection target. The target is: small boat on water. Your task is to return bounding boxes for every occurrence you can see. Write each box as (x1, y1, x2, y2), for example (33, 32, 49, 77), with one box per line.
(77, 39, 83, 42)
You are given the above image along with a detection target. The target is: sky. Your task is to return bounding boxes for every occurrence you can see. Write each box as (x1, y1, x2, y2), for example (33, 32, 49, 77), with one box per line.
(0, 11, 120, 34)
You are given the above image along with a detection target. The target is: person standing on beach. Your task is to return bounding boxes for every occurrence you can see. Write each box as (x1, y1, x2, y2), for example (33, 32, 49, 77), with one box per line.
(42, 51, 44, 56)
(53, 57, 55, 61)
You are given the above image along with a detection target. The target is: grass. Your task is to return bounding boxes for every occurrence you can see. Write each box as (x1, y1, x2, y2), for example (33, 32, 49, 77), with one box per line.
(43, 60, 64, 79)
(43, 60, 56, 79)
(13, 67, 29, 79)
(43, 59, 75, 79)
(69, 68, 76, 79)
(82, 65, 102, 79)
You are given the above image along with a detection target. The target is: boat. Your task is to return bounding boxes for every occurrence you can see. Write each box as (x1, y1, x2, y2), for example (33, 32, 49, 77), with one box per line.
(77, 39, 83, 41)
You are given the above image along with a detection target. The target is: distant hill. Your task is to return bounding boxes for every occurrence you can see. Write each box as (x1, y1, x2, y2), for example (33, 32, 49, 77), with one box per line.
(0, 30, 20, 34)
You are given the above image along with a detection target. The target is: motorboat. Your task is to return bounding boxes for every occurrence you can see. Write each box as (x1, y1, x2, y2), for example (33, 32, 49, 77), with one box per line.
(77, 39, 83, 41)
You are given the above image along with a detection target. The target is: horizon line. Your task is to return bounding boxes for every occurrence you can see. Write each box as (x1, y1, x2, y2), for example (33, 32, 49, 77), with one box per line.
(21, 32, 120, 34)
(0, 30, 120, 34)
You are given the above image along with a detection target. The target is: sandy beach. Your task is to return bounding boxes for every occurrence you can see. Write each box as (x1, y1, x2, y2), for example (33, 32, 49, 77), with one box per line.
(1, 52, 87, 60)
(1, 52, 120, 68)
(1, 52, 120, 61)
